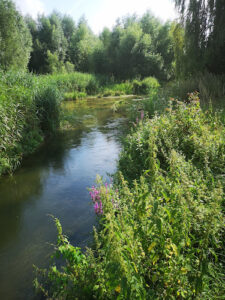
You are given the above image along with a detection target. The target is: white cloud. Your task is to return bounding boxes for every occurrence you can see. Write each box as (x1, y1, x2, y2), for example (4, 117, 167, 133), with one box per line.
(14, 0, 45, 18)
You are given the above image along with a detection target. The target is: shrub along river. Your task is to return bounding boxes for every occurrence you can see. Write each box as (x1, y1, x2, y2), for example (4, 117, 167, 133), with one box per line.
(0, 97, 135, 299)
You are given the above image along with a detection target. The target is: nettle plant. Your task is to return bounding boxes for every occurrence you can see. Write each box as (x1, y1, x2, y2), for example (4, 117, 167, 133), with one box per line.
(35, 95, 225, 299)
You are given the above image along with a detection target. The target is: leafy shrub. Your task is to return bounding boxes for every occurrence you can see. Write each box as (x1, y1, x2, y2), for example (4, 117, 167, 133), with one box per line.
(133, 77, 160, 95)
(36, 96, 225, 299)
(112, 82, 133, 95)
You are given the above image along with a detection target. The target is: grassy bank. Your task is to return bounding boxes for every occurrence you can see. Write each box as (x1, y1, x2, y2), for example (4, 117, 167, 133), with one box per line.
(35, 95, 225, 299)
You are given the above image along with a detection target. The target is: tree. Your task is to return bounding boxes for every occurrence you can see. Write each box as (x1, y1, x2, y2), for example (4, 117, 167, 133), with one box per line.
(69, 17, 98, 72)
(170, 22, 185, 78)
(0, 0, 32, 70)
(174, 0, 225, 75)
(27, 12, 67, 73)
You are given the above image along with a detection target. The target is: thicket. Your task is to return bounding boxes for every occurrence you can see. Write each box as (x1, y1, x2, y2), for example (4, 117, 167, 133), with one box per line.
(35, 96, 225, 299)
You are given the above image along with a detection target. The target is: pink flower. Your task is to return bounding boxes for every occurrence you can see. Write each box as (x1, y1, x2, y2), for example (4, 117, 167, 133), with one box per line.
(94, 201, 103, 215)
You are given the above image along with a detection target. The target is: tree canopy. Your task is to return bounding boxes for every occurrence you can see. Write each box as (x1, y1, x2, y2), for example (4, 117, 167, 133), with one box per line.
(0, 0, 32, 70)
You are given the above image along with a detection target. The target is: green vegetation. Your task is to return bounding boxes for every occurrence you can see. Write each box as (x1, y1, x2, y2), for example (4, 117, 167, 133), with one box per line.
(98, 77, 160, 98)
(64, 91, 87, 101)
(0, 0, 32, 70)
(0, 71, 63, 175)
(1, 0, 225, 298)
(0, 69, 160, 175)
(0, 71, 99, 175)
(24, 12, 174, 81)
(174, 0, 225, 76)
(35, 97, 225, 299)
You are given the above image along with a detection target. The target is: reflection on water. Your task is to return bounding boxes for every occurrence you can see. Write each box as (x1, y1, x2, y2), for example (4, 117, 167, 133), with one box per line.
(0, 97, 131, 300)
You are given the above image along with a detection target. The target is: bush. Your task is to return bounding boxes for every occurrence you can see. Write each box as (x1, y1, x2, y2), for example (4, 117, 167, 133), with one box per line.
(36, 96, 225, 299)
(133, 77, 160, 95)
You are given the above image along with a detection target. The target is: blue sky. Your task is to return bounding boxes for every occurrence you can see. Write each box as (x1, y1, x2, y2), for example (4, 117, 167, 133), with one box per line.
(14, 0, 178, 33)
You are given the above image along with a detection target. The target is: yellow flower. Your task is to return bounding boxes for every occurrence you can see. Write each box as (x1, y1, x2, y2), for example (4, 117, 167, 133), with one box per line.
(115, 285, 121, 293)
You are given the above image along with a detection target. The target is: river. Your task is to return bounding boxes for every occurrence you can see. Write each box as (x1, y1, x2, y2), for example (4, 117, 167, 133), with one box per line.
(0, 97, 132, 299)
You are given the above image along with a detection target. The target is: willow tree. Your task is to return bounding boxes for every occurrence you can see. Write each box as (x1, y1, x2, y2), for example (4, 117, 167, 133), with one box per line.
(175, 0, 225, 75)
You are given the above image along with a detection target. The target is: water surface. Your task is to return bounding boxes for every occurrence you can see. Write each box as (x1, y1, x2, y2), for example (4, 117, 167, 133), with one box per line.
(0, 97, 131, 299)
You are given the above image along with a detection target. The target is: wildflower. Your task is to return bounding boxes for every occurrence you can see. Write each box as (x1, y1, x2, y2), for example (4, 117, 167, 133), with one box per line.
(99, 201, 103, 214)
(89, 186, 100, 202)
(94, 200, 103, 215)
(140, 110, 144, 120)
(94, 202, 99, 214)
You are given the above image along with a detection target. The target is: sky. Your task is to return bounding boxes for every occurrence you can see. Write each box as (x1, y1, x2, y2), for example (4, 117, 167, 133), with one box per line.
(14, 0, 178, 34)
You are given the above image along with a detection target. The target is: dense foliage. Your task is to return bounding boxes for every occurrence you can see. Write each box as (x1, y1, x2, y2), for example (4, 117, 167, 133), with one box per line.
(0, 71, 63, 175)
(35, 97, 225, 299)
(0, 0, 32, 70)
(174, 0, 225, 76)
(25, 11, 174, 80)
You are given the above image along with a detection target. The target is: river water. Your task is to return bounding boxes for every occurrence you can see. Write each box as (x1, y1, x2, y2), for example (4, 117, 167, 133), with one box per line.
(0, 98, 131, 299)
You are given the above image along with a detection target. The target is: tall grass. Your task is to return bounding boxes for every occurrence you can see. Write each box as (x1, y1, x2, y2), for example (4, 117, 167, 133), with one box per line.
(0, 71, 63, 175)
(35, 95, 225, 299)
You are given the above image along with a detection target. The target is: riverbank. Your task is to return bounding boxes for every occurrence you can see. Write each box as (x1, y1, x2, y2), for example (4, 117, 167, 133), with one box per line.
(36, 95, 225, 299)
(0, 70, 159, 176)
(0, 97, 130, 300)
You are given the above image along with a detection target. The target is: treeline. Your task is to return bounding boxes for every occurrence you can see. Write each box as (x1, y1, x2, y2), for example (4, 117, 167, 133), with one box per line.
(1, 0, 225, 82)
(0, 0, 175, 80)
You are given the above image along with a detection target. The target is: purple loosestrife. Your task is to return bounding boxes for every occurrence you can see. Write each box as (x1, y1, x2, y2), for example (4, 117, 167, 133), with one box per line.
(89, 185, 103, 215)
(99, 201, 103, 214)
(94, 200, 103, 215)
(140, 110, 144, 120)
(94, 202, 99, 214)
(89, 186, 100, 202)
